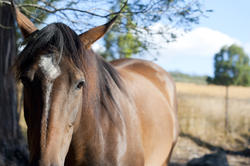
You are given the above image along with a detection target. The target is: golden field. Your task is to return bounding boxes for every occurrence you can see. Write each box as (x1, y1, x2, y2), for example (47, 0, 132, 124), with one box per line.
(176, 82, 250, 150)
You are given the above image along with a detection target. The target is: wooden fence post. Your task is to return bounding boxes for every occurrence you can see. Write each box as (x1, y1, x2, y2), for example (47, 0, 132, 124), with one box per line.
(225, 86, 229, 133)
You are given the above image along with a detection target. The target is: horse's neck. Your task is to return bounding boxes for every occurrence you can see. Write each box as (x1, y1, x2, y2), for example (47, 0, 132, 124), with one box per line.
(70, 54, 129, 164)
(83, 54, 126, 135)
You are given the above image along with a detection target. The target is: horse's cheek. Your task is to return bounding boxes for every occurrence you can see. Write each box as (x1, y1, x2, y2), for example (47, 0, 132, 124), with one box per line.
(68, 92, 82, 126)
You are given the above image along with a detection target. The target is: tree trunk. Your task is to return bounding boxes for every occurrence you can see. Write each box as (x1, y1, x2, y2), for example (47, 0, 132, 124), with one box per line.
(0, 1, 28, 165)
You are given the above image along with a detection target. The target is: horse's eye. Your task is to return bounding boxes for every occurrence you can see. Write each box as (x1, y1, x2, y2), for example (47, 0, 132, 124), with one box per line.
(76, 80, 85, 90)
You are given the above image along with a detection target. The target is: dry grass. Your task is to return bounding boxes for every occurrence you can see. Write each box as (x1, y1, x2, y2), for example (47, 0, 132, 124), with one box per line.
(177, 82, 250, 99)
(176, 82, 250, 150)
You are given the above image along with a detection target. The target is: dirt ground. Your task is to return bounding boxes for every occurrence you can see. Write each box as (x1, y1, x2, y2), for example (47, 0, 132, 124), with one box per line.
(169, 136, 250, 166)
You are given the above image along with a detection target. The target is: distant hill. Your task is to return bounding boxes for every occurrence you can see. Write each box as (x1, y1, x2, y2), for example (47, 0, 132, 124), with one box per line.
(169, 71, 208, 85)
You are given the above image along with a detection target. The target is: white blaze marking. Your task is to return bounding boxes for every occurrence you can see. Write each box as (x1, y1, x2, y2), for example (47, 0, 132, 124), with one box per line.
(39, 56, 61, 80)
(40, 81, 53, 151)
(38, 55, 61, 151)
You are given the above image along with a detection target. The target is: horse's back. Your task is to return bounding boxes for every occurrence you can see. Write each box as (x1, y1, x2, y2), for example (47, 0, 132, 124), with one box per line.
(111, 58, 178, 166)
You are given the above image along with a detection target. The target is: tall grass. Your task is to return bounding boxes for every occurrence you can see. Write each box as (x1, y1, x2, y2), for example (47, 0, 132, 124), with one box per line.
(176, 82, 250, 150)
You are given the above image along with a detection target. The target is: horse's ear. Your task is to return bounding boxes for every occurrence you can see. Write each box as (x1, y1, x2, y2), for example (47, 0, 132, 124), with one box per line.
(15, 8, 37, 38)
(79, 15, 118, 49)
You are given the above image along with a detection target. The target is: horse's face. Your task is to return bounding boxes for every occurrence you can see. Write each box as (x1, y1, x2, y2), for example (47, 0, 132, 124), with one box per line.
(22, 55, 85, 165)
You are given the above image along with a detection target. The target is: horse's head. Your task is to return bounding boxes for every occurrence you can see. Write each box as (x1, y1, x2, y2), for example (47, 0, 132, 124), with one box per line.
(14, 9, 117, 166)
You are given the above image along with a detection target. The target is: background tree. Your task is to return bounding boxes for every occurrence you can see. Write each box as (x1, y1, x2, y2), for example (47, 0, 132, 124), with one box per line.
(0, 1, 28, 165)
(207, 44, 250, 132)
(101, 3, 146, 59)
(207, 44, 250, 86)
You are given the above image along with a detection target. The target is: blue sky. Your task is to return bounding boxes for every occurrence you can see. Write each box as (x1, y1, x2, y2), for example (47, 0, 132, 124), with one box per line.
(200, 0, 250, 43)
(140, 0, 250, 76)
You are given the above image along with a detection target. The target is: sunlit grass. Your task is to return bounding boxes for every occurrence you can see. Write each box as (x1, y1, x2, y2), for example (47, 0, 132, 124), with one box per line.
(176, 82, 250, 150)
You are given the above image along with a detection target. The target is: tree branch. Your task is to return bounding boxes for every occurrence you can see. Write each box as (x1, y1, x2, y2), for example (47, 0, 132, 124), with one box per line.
(0, 23, 12, 29)
(18, 3, 108, 17)
(0, 0, 11, 6)
(0, 0, 153, 19)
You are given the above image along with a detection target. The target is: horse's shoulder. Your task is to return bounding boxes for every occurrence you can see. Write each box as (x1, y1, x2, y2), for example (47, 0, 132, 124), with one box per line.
(111, 58, 159, 72)
(111, 58, 174, 85)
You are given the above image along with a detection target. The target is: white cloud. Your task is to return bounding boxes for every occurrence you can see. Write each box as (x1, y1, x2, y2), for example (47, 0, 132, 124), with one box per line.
(154, 27, 242, 57)
(243, 42, 250, 55)
(92, 40, 105, 53)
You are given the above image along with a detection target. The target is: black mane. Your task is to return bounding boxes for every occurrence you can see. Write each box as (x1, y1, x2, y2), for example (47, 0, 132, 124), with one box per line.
(15, 22, 84, 79)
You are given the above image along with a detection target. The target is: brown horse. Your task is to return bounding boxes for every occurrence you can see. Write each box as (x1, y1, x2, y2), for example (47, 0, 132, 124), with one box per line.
(14, 8, 178, 166)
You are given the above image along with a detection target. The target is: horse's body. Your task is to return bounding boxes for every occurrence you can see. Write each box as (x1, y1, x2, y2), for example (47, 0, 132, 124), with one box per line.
(14, 8, 178, 166)
(112, 58, 178, 166)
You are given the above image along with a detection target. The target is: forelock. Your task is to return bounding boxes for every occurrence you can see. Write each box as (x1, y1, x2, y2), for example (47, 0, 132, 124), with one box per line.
(14, 22, 84, 80)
